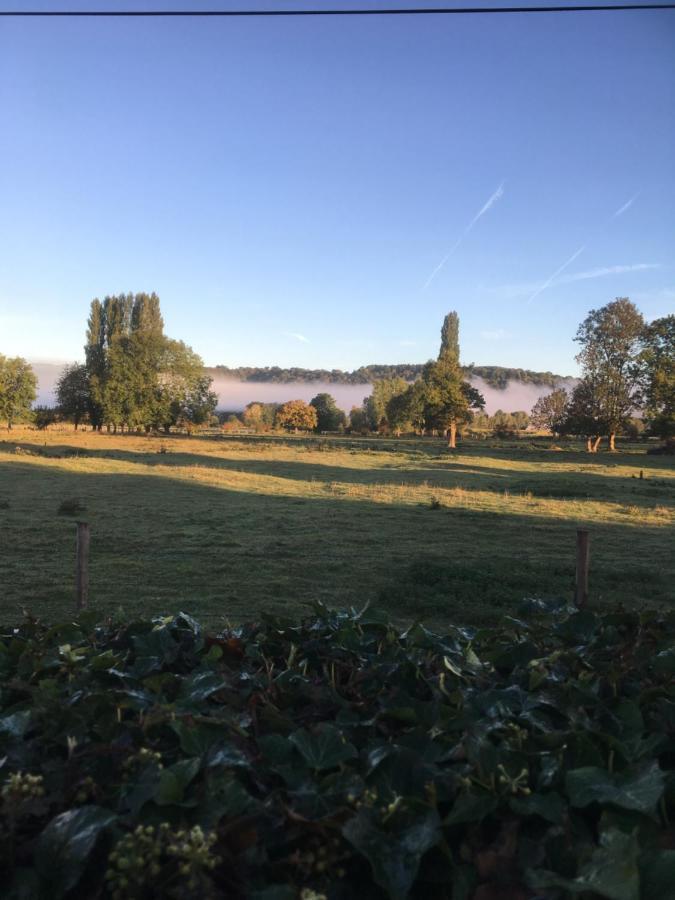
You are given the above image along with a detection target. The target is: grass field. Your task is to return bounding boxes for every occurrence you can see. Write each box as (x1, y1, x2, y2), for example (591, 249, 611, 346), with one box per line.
(1, 427, 673, 627)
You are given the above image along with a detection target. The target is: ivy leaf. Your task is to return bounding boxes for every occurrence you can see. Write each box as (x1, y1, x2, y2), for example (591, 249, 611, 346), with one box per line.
(35, 806, 117, 898)
(289, 725, 357, 770)
(155, 758, 200, 806)
(509, 790, 565, 824)
(566, 762, 665, 814)
(528, 829, 640, 900)
(444, 790, 497, 825)
(343, 810, 441, 900)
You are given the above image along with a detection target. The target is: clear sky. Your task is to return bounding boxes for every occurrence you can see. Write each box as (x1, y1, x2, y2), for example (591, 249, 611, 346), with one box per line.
(1, 1, 673, 375)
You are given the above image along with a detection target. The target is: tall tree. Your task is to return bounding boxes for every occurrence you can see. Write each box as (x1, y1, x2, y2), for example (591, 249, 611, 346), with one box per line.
(530, 388, 569, 436)
(56, 364, 90, 429)
(561, 377, 605, 452)
(439, 311, 460, 362)
(0, 356, 37, 429)
(310, 393, 346, 432)
(82, 293, 215, 432)
(574, 298, 644, 451)
(421, 312, 484, 447)
(639, 314, 674, 440)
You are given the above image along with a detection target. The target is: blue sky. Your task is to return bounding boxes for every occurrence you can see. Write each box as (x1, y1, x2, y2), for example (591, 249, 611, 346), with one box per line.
(1, 1, 673, 375)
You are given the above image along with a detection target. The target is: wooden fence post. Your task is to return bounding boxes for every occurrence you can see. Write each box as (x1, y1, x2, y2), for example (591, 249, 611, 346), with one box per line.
(76, 521, 90, 611)
(574, 528, 589, 608)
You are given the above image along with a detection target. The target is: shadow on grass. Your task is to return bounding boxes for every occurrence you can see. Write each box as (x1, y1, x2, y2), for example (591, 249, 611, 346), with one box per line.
(0, 458, 672, 629)
(3, 438, 673, 512)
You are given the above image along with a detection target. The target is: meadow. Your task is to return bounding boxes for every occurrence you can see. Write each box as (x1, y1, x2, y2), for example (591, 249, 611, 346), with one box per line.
(0, 427, 673, 627)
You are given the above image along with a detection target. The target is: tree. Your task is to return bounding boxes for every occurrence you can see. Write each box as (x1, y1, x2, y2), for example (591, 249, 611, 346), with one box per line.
(310, 393, 346, 432)
(385, 380, 426, 434)
(81, 293, 216, 432)
(639, 314, 674, 440)
(348, 406, 369, 433)
(156, 340, 217, 432)
(364, 377, 409, 431)
(420, 312, 484, 448)
(56, 364, 91, 429)
(0, 356, 37, 429)
(560, 377, 605, 452)
(243, 403, 266, 430)
(574, 298, 644, 451)
(530, 388, 569, 436)
(33, 406, 59, 430)
(439, 311, 460, 362)
(276, 400, 318, 432)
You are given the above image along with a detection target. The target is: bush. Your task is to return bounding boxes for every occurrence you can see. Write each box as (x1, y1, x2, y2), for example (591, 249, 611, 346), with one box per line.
(33, 405, 59, 430)
(0, 603, 673, 899)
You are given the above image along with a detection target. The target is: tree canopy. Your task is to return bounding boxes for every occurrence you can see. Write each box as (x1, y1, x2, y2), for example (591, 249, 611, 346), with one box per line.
(640, 314, 674, 440)
(276, 400, 318, 432)
(79, 293, 216, 432)
(310, 393, 346, 432)
(0, 356, 37, 429)
(573, 297, 644, 450)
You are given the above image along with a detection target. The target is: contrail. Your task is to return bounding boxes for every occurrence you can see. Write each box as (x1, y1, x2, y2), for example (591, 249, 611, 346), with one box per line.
(283, 331, 310, 343)
(558, 262, 660, 284)
(423, 181, 504, 289)
(526, 244, 586, 304)
(612, 192, 640, 219)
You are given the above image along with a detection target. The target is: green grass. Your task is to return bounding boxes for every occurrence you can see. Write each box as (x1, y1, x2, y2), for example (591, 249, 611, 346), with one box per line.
(1, 428, 673, 627)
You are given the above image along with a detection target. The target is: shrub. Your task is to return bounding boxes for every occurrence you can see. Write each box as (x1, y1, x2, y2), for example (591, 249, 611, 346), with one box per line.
(0, 603, 673, 899)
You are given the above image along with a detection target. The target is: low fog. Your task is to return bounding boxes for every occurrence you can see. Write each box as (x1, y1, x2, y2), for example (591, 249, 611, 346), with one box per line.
(34, 365, 574, 417)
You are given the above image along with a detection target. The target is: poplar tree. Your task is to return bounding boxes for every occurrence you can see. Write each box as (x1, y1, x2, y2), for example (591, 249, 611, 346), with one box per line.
(422, 312, 484, 447)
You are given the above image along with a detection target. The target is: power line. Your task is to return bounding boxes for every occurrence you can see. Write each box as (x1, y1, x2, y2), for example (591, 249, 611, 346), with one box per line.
(2, 4, 675, 17)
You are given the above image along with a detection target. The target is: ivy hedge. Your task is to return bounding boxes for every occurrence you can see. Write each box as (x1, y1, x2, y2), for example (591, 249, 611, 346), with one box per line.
(0, 599, 674, 899)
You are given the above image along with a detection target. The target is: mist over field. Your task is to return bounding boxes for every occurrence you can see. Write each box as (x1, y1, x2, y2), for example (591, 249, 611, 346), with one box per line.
(33, 362, 574, 416)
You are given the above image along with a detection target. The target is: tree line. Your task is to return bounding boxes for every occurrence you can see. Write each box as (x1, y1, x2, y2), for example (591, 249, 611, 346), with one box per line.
(0, 294, 218, 432)
(1, 295, 672, 449)
(228, 300, 673, 451)
(211, 362, 566, 390)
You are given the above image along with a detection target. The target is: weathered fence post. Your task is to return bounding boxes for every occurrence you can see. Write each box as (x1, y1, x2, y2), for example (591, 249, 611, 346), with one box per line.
(76, 521, 90, 611)
(574, 528, 589, 608)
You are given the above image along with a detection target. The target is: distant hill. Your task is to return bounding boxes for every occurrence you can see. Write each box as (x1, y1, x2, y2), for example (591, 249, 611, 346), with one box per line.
(208, 363, 574, 390)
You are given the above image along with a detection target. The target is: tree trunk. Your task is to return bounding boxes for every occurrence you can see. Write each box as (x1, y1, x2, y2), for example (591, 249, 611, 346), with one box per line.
(447, 421, 457, 449)
(609, 432, 616, 451)
(593, 436, 602, 452)
(586, 437, 592, 452)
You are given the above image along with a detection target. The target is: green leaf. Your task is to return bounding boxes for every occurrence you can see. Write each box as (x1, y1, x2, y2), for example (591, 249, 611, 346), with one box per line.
(171, 719, 229, 756)
(155, 758, 200, 806)
(343, 810, 441, 900)
(575, 828, 640, 900)
(566, 762, 665, 815)
(35, 806, 117, 898)
(289, 725, 357, 770)
(444, 790, 497, 826)
(529, 829, 641, 900)
(509, 790, 565, 824)
(0, 710, 31, 739)
(177, 670, 228, 705)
